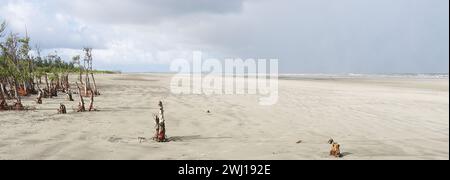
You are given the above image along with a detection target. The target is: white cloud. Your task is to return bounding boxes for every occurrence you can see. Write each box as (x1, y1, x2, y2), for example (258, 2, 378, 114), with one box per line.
(0, 0, 448, 73)
(0, 0, 105, 49)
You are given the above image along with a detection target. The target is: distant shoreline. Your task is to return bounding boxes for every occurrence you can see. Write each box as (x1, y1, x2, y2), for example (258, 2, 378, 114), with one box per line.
(117, 72, 449, 79)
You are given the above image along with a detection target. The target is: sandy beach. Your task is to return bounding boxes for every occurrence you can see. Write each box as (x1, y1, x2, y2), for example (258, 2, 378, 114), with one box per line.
(0, 73, 448, 160)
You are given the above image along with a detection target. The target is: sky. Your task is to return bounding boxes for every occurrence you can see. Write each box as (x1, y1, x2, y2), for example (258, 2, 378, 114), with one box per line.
(0, 0, 448, 73)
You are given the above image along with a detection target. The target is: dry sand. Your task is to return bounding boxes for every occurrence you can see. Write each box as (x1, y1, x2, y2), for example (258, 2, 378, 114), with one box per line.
(0, 73, 448, 160)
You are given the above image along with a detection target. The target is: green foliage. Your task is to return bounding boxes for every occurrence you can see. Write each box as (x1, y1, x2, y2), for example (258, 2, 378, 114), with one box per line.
(1, 20, 88, 81)
(0, 19, 116, 82)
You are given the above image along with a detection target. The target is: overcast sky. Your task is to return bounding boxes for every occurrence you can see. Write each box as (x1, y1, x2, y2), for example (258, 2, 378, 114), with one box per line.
(0, 0, 448, 73)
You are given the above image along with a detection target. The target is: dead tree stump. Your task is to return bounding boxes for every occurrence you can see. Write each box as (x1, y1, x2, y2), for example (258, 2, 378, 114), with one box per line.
(329, 142, 342, 158)
(58, 103, 67, 114)
(36, 90, 43, 104)
(50, 84, 58, 97)
(157, 121, 166, 142)
(153, 101, 167, 142)
(67, 89, 74, 101)
(154, 114, 160, 139)
(75, 82, 85, 112)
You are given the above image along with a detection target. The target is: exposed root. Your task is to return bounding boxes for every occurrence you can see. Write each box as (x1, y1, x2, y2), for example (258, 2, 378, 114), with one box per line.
(18, 86, 28, 96)
(138, 137, 147, 143)
(13, 102, 24, 111)
(77, 102, 85, 112)
(0, 99, 8, 111)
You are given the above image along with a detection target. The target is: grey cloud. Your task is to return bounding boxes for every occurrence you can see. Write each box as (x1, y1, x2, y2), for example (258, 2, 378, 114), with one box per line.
(0, 0, 448, 73)
(52, 0, 245, 24)
(189, 0, 449, 73)
(0, 0, 107, 49)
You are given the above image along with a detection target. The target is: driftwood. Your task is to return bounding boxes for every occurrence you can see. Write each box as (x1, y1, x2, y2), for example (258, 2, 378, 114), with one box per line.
(58, 103, 67, 114)
(75, 82, 85, 112)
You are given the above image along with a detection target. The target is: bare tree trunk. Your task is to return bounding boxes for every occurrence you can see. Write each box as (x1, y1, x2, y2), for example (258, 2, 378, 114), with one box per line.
(76, 82, 85, 112)
(22, 81, 28, 95)
(88, 89, 95, 111)
(67, 89, 74, 101)
(85, 71, 90, 97)
(30, 78, 36, 94)
(36, 89, 43, 104)
(6, 78, 14, 98)
(13, 80, 21, 104)
(154, 101, 167, 142)
(0, 83, 4, 99)
(12, 79, 23, 110)
(45, 74, 50, 93)
(2, 81, 10, 99)
(62, 74, 68, 92)
(55, 74, 60, 90)
(90, 73, 99, 95)
(0, 81, 7, 110)
(0, 81, 6, 100)
(79, 67, 84, 85)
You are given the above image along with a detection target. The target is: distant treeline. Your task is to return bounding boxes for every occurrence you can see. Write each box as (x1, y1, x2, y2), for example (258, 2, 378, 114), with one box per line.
(1, 20, 116, 80)
(1, 20, 116, 108)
